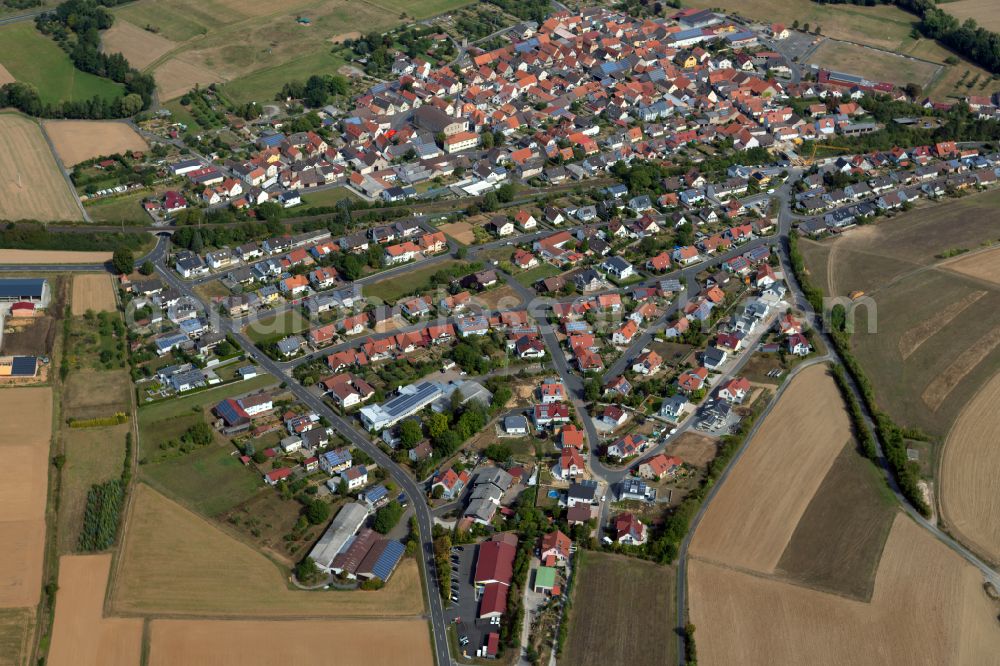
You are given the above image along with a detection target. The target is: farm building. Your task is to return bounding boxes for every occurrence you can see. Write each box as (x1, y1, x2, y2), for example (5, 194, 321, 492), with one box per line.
(0, 356, 38, 377)
(308, 502, 369, 574)
(0, 278, 49, 305)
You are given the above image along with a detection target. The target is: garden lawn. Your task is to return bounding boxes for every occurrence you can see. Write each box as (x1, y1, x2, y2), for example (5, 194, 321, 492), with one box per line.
(140, 442, 262, 516)
(514, 263, 561, 287)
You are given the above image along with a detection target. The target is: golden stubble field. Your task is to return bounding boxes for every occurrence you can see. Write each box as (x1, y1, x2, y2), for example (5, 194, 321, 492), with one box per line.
(148, 618, 433, 666)
(71, 273, 117, 315)
(47, 555, 142, 666)
(689, 364, 851, 572)
(940, 370, 1000, 565)
(941, 0, 1000, 32)
(0, 114, 82, 222)
(100, 19, 177, 70)
(111, 484, 425, 617)
(689, 516, 1000, 665)
(0, 63, 14, 85)
(0, 387, 52, 608)
(943, 246, 1000, 286)
(43, 120, 148, 167)
(0, 250, 112, 265)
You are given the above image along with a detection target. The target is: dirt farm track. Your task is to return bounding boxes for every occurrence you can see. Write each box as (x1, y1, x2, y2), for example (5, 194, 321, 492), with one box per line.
(0, 114, 82, 222)
(43, 120, 148, 168)
(940, 369, 1000, 565)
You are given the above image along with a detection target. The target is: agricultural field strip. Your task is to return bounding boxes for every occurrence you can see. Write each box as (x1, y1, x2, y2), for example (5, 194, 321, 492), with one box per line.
(898, 290, 987, 360)
(940, 369, 1000, 565)
(920, 325, 1000, 411)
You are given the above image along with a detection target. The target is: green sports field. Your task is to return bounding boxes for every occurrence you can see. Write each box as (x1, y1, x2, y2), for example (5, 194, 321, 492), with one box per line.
(0, 23, 124, 105)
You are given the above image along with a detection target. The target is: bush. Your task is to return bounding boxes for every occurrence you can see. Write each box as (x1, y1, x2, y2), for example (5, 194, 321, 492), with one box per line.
(373, 500, 403, 534)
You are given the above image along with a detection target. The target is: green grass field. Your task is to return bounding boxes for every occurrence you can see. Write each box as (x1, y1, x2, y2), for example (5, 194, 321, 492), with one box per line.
(138, 374, 277, 424)
(300, 186, 362, 208)
(0, 23, 124, 105)
(514, 263, 562, 287)
(140, 440, 262, 516)
(220, 49, 348, 106)
(84, 191, 152, 225)
(369, 0, 472, 19)
(244, 308, 310, 344)
(363, 259, 465, 304)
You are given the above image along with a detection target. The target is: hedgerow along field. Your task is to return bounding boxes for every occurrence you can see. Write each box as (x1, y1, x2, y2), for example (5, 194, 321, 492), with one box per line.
(563, 551, 675, 666)
(111, 484, 426, 617)
(0, 23, 124, 106)
(0, 113, 83, 222)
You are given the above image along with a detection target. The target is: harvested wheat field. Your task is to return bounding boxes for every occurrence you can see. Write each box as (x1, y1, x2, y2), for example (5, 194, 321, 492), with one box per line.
(921, 326, 1000, 411)
(47, 555, 142, 666)
(100, 19, 177, 70)
(154, 57, 220, 101)
(898, 289, 987, 360)
(112, 484, 425, 616)
(149, 618, 432, 666)
(0, 250, 111, 265)
(0, 63, 14, 85)
(940, 370, 1000, 565)
(439, 221, 475, 245)
(944, 247, 1000, 286)
(44, 120, 148, 167)
(942, 0, 1000, 32)
(0, 387, 52, 607)
(690, 364, 850, 573)
(71, 273, 117, 314)
(689, 516, 1000, 665)
(0, 114, 82, 222)
(0, 607, 34, 666)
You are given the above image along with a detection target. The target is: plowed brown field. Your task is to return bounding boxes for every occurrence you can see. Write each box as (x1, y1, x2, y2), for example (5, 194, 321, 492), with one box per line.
(689, 364, 850, 572)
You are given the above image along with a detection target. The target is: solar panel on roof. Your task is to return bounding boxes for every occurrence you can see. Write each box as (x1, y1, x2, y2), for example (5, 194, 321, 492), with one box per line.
(10, 357, 36, 376)
(371, 540, 405, 581)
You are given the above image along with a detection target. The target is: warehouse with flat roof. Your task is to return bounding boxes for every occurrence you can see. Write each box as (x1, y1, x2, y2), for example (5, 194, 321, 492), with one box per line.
(359, 381, 444, 431)
(0, 279, 49, 305)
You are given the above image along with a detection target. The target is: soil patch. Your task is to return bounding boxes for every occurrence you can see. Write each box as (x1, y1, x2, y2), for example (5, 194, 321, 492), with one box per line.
(689, 516, 1000, 665)
(563, 551, 675, 666)
(71, 273, 117, 314)
(775, 441, 896, 600)
(47, 555, 142, 666)
(149, 618, 432, 665)
(943, 246, 1000, 286)
(43, 120, 148, 167)
(690, 364, 851, 573)
(0, 387, 52, 608)
(439, 221, 475, 245)
(664, 432, 716, 469)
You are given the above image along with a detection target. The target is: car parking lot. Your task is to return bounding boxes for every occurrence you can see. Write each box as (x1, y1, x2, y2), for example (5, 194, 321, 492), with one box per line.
(447, 544, 498, 659)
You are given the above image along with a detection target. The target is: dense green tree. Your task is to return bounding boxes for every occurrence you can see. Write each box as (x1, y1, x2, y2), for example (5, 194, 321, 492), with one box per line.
(112, 245, 133, 274)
